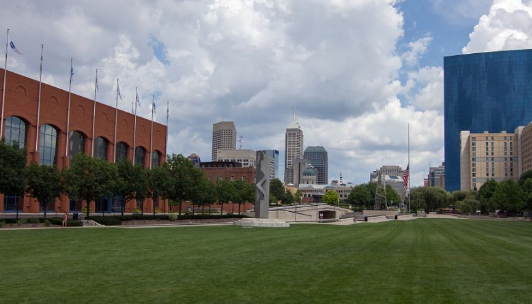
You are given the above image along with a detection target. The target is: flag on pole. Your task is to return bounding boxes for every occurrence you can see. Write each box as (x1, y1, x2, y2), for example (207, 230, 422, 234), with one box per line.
(152, 100, 156, 114)
(70, 67, 74, 82)
(402, 165, 409, 192)
(95, 72, 99, 92)
(9, 39, 22, 55)
(117, 81, 123, 100)
(136, 88, 141, 107)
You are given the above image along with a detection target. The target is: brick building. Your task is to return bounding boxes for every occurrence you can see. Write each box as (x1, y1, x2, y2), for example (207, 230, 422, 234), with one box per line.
(0, 68, 168, 214)
(199, 161, 256, 184)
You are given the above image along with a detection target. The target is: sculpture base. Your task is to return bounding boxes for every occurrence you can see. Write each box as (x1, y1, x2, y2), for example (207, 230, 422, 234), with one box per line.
(234, 218, 290, 228)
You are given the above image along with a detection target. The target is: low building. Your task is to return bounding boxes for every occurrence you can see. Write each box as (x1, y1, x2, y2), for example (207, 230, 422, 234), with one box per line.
(200, 161, 256, 184)
(216, 149, 256, 168)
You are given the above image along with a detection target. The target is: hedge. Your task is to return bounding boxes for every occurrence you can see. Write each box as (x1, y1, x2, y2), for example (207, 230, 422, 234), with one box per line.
(86, 213, 249, 225)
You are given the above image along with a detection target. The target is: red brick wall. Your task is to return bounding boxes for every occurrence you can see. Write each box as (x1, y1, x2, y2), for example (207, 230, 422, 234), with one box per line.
(0, 68, 168, 214)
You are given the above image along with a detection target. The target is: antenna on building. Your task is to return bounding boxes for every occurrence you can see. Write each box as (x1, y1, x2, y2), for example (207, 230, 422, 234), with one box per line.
(293, 105, 296, 121)
(239, 136, 243, 149)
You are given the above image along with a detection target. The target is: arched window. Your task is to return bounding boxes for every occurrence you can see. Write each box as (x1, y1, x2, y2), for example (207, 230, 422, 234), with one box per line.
(135, 147, 146, 167)
(94, 137, 108, 160)
(151, 151, 161, 168)
(69, 131, 85, 162)
(39, 124, 58, 166)
(5, 116, 27, 147)
(116, 142, 129, 162)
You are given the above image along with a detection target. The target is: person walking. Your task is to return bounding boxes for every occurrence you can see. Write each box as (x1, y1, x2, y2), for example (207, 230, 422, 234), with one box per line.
(62, 212, 68, 227)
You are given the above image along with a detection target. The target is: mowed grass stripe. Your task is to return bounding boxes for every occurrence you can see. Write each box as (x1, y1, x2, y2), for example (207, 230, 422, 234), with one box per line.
(1, 220, 532, 303)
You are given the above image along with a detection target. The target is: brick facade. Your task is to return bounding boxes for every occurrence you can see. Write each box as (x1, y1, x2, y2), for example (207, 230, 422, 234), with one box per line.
(0, 68, 168, 214)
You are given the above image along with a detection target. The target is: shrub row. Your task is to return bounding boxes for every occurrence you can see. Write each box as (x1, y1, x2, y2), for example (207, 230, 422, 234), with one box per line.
(0, 217, 82, 227)
(86, 213, 249, 225)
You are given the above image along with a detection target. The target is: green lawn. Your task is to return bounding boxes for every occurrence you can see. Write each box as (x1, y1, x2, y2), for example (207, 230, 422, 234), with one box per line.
(1, 220, 532, 303)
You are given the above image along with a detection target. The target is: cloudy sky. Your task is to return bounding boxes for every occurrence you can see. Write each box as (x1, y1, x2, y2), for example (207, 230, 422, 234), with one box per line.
(1, 0, 531, 186)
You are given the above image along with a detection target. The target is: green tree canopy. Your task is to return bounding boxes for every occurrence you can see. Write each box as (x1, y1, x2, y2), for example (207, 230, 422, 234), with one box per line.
(347, 184, 373, 210)
(0, 140, 27, 211)
(149, 162, 173, 214)
(269, 178, 285, 204)
(216, 179, 236, 215)
(25, 162, 62, 218)
(167, 154, 203, 215)
(478, 179, 498, 214)
(322, 190, 340, 206)
(294, 190, 303, 204)
(64, 154, 117, 217)
(492, 179, 525, 215)
(410, 187, 450, 213)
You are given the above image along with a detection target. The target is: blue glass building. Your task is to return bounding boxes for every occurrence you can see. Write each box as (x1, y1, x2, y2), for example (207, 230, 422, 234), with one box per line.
(444, 49, 532, 192)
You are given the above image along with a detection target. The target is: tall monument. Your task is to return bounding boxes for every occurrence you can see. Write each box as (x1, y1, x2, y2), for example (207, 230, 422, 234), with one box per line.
(255, 151, 271, 219)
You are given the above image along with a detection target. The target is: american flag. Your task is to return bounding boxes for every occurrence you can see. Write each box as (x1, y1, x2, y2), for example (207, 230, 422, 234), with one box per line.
(402, 165, 409, 191)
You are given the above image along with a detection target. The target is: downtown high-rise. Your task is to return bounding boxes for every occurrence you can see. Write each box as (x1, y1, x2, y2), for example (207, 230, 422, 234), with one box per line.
(303, 146, 328, 184)
(212, 121, 236, 161)
(444, 49, 532, 192)
(284, 115, 303, 185)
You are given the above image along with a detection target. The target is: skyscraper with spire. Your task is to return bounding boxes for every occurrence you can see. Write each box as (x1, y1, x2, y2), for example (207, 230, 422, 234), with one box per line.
(284, 111, 304, 185)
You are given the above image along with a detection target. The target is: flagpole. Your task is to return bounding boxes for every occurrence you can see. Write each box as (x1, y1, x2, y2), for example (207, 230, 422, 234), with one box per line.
(1, 29, 9, 138)
(35, 44, 44, 152)
(113, 78, 119, 163)
(408, 123, 411, 213)
(133, 87, 138, 165)
(91, 69, 98, 157)
(165, 100, 169, 158)
(149, 95, 154, 169)
(65, 57, 73, 161)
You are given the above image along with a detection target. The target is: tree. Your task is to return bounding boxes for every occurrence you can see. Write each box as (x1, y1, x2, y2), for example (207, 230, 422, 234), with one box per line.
(492, 179, 525, 216)
(0, 140, 27, 219)
(269, 178, 284, 205)
(322, 190, 340, 206)
(283, 189, 294, 205)
(65, 154, 116, 217)
(131, 165, 149, 215)
(149, 163, 173, 215)
(216, 179, 236, 215)
(347, 184, 372, 210)
(522, 179, 532, 217)
(519, 170, 532, 185)
(478, 179, 498, 214)
(25, 162, 62, 219)
(191, 177, 217, 214)
(167, 154, 203, 215)
(294, 190, 303, 204)
(384, 185, 401, 207)
(231, 179, 255, 214)
(409, 187, 450, 213)
(114, 160, 137, 216)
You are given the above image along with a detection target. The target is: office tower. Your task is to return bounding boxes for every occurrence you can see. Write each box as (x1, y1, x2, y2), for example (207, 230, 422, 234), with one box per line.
(216, 149, 256, 168)
(303, 146, 328, 184)
(426, 162, 445, 189)
(292, 158, 310, 187)
(444, 49, 532, 192)
(284, 114, 304, 185)
(212, 121, 236, 161)
(259, 149, 280, 180)
(460, 130, 521, 191)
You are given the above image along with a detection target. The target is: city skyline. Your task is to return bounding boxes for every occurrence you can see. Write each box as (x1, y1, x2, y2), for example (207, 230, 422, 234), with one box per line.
(1, 0, 530, 186)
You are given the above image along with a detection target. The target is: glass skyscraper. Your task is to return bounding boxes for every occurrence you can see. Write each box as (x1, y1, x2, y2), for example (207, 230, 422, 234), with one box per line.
(444, 49, 532, 192)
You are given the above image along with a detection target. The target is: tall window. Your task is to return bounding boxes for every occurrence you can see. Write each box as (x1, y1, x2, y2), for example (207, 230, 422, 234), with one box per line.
(5, 116, 27, 146)
(39, 124, 58, 166)
(69, 131, 85, 162)
(135, 147, 146, 167)
(116, 142, 128, 162)
(151, 151, 161, 168)
(94, 137, 108, 160)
